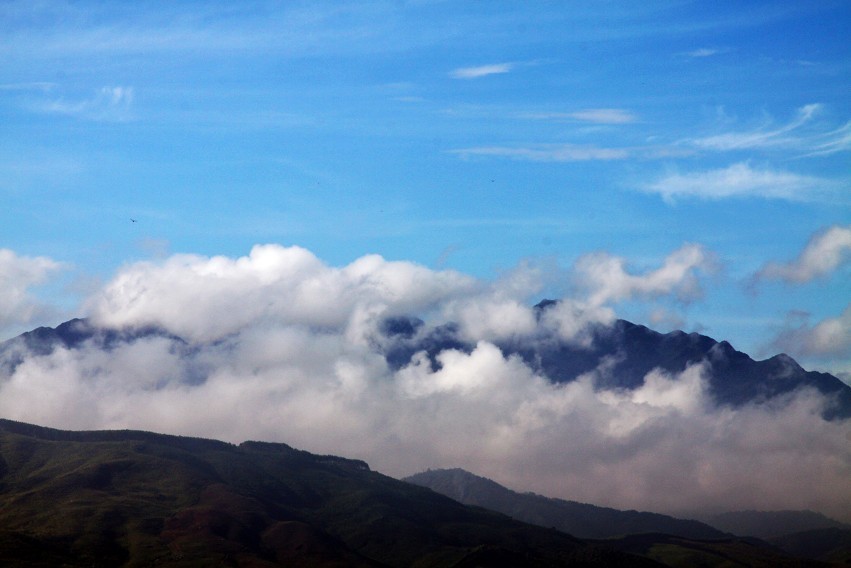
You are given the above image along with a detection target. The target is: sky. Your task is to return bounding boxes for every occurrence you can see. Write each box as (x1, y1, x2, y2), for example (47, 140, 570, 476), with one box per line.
(1, 1, 851, 519)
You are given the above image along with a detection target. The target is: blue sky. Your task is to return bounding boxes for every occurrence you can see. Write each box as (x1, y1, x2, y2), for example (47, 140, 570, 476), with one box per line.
(2, 1, 850, 377)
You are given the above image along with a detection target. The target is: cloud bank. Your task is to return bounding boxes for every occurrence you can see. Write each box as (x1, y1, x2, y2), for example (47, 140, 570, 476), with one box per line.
(1, 243, 849, 522)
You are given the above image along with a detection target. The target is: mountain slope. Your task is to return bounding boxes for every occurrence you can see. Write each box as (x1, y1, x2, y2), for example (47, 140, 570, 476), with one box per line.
(0, 419, 660, 567)
(403, 468, 725, 540)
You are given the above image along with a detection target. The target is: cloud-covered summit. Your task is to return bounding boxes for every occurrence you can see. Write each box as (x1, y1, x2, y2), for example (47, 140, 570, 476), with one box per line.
(1, 242, 849, 523)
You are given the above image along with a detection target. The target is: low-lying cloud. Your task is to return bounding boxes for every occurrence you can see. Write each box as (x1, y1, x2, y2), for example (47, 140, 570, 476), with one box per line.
(1, 243, 849, 522)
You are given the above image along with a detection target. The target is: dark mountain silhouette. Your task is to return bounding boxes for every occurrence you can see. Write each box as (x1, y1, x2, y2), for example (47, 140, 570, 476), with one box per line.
(601, 532, 830, 568)
(769, 528, 851, 564)
(403, 469, 838, 567)
(705, 510, 851, 539)
(381, 300, 851, 419)
(403, 468, 725, 540)
(0, 419, 662, 567)
(0, 318, 179, 376)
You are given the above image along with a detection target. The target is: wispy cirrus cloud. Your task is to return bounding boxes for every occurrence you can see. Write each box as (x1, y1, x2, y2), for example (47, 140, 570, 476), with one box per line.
(31, 86, 134, 121)
(452, 144, 629, 162)
(449, 62, 514, 79)
(690, 104, 822, 151)
(683, 47, 725, 58)
(686, 104, 851, 157)
(807, 120, 851, 157)
(0, 82, 56, 92)
(643, 162, 833, 203)
(521, 108, 637, 124)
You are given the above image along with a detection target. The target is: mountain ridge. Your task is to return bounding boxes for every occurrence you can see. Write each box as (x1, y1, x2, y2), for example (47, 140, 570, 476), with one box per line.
(403, 468, 726, 541)
(4, 308, 850, 423)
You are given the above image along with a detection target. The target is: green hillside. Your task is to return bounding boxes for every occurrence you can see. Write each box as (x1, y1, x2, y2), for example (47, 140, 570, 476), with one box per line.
(0, 419, 657, 567)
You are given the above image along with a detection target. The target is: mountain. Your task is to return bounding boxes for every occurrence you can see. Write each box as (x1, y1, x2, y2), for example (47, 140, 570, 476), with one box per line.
(0, 418, 661, 567)
(705, 510, 851, 539)
(769, 528, 851, 564)
(601, 533, 830, 568)
(0, 318, 179, 376)
(403, 468, 725, 540)
(382, 300, 851, 419)
(403, 470, 838, 567)
(4, 304, 850, 420)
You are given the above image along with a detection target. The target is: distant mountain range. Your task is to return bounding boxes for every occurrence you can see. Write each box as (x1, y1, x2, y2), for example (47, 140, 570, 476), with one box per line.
(705, 510, 851, 540)
(4, 302, 850, 420)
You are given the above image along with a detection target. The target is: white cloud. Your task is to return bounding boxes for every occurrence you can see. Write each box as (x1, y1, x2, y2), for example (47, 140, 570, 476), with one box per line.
(568, 108, 637, 124)
(808, 120, 851, 157)
(573, 243, 714, 307)
(685, 48, 721, 57)
(87, 244, 477, 343)
(2, 243, 850, 522)
(644, 162, 831, 202)
(32, 86, 134, 121)
(2, 332, 848, 522)
(449, 63, 514, 79)
(522, 108, 637, 124)
(771, 305, 851, 359)
(685, 104, 851, 157)
(755, 225, 851, 284)
(0, 249, 64, 337)
(452, 144, 629, 162)
(690, 104, 821, 151)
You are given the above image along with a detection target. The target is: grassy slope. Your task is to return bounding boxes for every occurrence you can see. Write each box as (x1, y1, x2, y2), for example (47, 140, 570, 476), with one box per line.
(0, 419, 659, 567)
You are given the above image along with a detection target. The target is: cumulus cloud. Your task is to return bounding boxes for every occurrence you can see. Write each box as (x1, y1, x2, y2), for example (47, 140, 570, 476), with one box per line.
(0, 249, 64, 337)
(644, 162, 831, 202)
(449, 63, 514, 79)
(2, 243, 849, 522)
(573, 244, 714, 307)
(87, 244, 478, 343)
(771, 305, 851, 359)
(755, 225, 851, 284)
